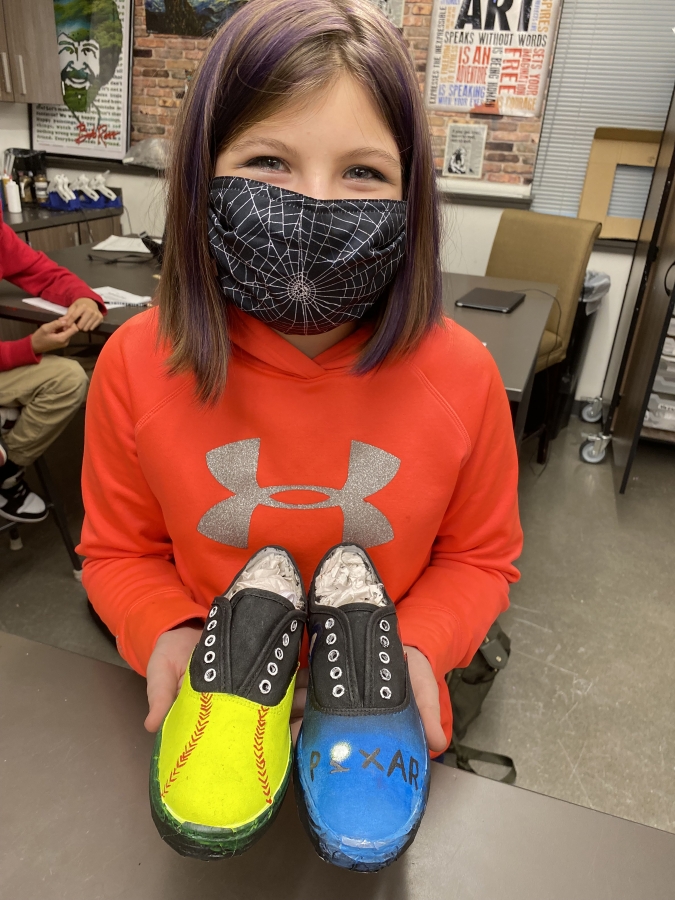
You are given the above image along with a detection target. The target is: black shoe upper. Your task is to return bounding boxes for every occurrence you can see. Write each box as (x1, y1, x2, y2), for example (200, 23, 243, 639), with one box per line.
(307, 545, 407, 714)
(190, 553, 307, 706)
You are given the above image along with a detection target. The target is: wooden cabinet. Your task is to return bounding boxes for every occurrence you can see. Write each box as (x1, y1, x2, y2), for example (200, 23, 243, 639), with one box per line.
(27, 222, 80, 253)
(0, 0, 62, 104)
(78, 215, 122, 246)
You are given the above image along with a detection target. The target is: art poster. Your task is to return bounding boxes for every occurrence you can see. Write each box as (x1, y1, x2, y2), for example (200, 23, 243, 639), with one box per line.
(443, 123, 487, 178)
(145, 0, 402, 37)
(371, 0, 405, 28)
(426, 0, 562, 117)
(31, 0, 132, 160)
(145, 0, 244, 37)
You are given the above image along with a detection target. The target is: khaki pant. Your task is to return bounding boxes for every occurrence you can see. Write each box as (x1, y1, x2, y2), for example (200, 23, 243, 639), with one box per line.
(0, 355, 89, 467)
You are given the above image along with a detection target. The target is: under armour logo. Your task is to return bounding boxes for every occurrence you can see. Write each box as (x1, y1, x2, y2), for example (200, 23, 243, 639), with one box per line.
(198, 439, 400, 549)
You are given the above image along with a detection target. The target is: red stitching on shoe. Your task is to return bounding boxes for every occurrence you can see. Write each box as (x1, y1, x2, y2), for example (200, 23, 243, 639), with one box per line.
(161, 693, 213, 799)
(254, 706, 272, 805)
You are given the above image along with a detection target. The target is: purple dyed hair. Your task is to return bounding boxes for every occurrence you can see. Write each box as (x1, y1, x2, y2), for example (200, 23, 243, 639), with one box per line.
(159, 0, 442, 402)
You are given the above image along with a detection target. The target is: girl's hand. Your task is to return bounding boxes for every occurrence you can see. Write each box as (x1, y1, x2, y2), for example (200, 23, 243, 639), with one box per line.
(404, 645, 448, 754)
(144, 623, 203, 732)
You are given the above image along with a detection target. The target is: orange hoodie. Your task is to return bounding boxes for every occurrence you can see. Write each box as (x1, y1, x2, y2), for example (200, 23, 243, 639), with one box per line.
(79, 305, 522, 747)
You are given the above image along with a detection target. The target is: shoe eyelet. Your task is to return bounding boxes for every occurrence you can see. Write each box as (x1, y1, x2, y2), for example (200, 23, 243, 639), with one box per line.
(330, 667, 342, 679)
(282, 633, 290, 647)
(380, 686, 392, 700)
(326, 633, 337, 645)
(325, 618, 335, 629)
(328, 649, 339, 662)
(290, 620, 298, 632)
(332, 684, 345, 698)
(204, 668, 217, 682)
(204, 634, 216, 647)
(379, 651, 390, 664)
(208, 606, 218, 618)
(275, 647, 284, 660)
(204, 651, 215, 664)
(259, 679, 271, 694)
(379, 620, 390, 632)
(380, 668, 391, 681)
(206, 619, 217, 631)
(267, 662, 278, 676)
(380, 635, 389, 648)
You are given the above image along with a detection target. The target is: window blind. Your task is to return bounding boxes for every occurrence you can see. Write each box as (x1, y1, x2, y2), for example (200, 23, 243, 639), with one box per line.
(531, 0, 675, 218)
(607, 165, 654, 220)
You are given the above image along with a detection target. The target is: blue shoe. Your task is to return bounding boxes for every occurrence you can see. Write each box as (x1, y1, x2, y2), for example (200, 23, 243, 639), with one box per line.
(294, 544, 430, 872)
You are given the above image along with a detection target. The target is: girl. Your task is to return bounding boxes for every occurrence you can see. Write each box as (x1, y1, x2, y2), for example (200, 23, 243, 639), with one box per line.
(80, 0, 522, 756)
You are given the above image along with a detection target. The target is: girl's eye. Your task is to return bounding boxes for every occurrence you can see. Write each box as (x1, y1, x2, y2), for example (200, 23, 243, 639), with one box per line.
(245, 156, 286, 172)
(344, 166, 385, 182)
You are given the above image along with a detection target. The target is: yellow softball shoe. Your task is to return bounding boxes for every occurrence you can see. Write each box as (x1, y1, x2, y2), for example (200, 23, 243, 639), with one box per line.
(150, 546, 306, 859)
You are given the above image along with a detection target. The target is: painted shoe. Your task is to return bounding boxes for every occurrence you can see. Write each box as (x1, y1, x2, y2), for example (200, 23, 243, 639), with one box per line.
(150, 546, 306, 859)
(294, 543, 430, 872)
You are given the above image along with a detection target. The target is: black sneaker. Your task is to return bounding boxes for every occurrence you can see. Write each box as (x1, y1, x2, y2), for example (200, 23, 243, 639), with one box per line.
(150, 546, 307, 859)
(0, 477, 48, 523)
(294, 543, 430, 872)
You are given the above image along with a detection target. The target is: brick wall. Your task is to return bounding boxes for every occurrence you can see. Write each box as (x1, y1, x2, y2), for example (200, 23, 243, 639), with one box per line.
(131, 0, 544, 186)
(131, 0, 209, 143)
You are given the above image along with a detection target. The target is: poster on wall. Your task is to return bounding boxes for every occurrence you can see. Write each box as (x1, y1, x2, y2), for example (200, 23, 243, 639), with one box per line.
(145, 0, 244, 37)
(371, 0, 405, 28)
(31, 0, 133, 160)
(426, 0, 562, 117)
(144, 0, 401, 37)
(443, 123, 487, 178)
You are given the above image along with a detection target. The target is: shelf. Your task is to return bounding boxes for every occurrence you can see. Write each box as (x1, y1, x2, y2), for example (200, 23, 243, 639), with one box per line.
(640, 425, 675, 444)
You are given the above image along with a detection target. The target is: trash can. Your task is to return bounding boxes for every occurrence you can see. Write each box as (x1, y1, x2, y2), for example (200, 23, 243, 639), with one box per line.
(549, 270, 611, 439)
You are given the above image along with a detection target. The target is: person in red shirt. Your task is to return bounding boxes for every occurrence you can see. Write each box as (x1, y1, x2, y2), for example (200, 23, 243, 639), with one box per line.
(79, 0, 522, 753)
(0, 213, 105, 523)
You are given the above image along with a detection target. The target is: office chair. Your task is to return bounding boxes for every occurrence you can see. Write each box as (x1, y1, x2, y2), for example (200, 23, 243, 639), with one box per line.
(486, 210, 601, 462)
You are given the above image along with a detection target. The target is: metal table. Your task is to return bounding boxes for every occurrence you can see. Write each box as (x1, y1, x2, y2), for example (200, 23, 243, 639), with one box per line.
(1, 630, 673, 900)
(443, 273, 555, 442)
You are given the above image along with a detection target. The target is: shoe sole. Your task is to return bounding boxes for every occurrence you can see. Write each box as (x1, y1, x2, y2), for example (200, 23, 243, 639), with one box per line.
(0, 508, 48, 524)
(149, 723, 291, 860)
(292, 752, 430, 873)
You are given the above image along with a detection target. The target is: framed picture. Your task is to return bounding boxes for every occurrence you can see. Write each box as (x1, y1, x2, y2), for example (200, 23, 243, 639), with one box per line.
(145, 0, 243, 37)
(31, 0, 133, 161)
(443, 123, 487, 179)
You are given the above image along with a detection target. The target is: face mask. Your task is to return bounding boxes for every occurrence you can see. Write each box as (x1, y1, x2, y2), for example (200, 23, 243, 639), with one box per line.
(207, 176, 407, 335)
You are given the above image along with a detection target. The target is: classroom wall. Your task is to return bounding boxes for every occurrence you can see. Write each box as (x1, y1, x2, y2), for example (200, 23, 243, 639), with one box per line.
(0, 104, 165, 237)
(0, 104, 631, 401)
(440, 200, 634, 401)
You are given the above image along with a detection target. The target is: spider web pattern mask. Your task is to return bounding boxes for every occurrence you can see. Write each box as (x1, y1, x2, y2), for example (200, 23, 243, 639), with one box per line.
(208, 177, 407, 335)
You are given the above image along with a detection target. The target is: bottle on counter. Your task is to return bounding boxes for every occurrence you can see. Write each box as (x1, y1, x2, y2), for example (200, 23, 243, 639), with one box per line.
(4, 178, 22, 214)
(19, 173, 34, 205)
(33, 173, 49, 206)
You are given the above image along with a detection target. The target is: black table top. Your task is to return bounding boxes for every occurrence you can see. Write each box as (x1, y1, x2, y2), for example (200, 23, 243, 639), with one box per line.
(0, 243, 160, 335)
(4, 204, 123, 233)
(0, 245, 554, 399)
(1, 630, 673, 900)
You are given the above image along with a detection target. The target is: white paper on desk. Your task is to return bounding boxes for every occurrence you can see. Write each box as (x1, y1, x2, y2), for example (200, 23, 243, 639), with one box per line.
(93, 286, 151, 307)
(23, 298, 69, 315)
(91, 235, 151, 254)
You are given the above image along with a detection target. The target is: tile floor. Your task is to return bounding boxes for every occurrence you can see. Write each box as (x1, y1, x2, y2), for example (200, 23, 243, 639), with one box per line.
(1, 412, 674, 832)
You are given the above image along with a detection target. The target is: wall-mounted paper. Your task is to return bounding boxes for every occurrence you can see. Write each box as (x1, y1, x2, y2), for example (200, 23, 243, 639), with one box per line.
(426, 0, 562, 117)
